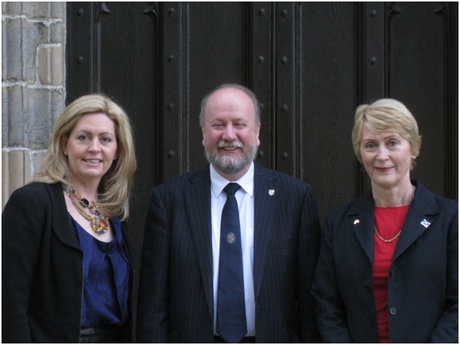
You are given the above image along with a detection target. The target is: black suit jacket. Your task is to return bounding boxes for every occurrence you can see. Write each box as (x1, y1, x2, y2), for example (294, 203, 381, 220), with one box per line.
(2, 182, 134, 342)
(137, 164, 321, 342)
(311, 180, 458, 342)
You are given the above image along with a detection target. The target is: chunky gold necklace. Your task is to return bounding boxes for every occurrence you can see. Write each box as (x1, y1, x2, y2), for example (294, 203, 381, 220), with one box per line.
(374, 226, 401, 243)
(64, 185, 109, 235)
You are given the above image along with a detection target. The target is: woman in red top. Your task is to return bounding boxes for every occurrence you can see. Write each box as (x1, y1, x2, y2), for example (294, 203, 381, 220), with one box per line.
(312, 99, 457, 342)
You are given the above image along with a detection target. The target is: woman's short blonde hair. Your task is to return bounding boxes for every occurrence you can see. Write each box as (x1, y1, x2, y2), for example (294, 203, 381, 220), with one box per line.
(33, 94, 137, 220)
(351, 98, 422, 163)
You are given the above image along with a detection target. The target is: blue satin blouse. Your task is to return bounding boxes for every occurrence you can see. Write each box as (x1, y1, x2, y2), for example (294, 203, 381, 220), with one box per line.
(70, 215, 129, 328)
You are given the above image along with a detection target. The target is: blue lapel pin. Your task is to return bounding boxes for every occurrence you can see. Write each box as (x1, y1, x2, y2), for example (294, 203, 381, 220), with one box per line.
(420, 219, 431, 228)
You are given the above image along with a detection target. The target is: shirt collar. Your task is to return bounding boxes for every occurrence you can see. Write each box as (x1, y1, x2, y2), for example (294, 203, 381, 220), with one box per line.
(210, 162, 254, 198)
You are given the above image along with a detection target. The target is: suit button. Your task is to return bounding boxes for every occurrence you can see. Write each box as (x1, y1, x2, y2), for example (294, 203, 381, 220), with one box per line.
(389, 307, 397, 315)
(389, 270, 394, 277)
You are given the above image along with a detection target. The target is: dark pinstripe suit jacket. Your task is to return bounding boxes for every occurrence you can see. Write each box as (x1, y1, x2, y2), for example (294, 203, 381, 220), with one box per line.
(136, 164, 321, 342)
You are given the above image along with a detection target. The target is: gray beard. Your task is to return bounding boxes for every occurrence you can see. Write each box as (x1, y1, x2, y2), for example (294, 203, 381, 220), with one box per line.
(205, 146, 257, 175)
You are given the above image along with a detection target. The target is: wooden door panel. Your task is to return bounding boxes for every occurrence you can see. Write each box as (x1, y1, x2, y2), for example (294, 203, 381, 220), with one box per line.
(387, 3, 455, 198)
(299, 3, 360, 215)
(66, 1, 458, 246)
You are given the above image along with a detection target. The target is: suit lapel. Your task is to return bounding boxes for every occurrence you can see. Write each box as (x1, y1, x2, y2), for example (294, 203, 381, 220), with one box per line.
(253, 165, 277, 297)
(393, 182, 440, 261)
(348, 192, 375, 264)
(48, 183, 82, 250)
(348, 182, 440, 264)
(184, 168, 214, 310)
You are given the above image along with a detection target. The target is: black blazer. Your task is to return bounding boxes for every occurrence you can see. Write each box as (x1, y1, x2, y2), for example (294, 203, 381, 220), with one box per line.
(136, 164, 321, 342)
(311, 180, 458, 343)
(2, 182, 134, 342)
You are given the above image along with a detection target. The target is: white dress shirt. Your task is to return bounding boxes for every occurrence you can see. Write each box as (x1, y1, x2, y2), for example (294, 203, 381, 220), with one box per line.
(210, 163, 255, 337)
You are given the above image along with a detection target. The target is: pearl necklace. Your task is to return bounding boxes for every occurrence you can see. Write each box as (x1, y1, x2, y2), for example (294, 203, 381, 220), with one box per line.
(64, 185, 109, 235)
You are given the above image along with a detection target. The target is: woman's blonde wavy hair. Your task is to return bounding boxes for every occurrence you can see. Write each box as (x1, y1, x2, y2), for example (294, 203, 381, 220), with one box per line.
(33, 94, 137, 220)
(351, 98, 422, 165)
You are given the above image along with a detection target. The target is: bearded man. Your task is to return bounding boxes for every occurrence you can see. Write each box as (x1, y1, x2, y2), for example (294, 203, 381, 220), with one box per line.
(137, 84, 321, 343)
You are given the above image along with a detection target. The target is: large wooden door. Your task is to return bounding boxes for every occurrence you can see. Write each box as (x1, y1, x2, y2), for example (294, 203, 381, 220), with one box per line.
(66, 1, 458, 270)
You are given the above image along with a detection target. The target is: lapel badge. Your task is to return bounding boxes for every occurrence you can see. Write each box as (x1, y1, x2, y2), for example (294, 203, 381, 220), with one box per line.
(353, 219, 360, 225)
(420, 219, 431, 228)
(268, 189, 275, 196)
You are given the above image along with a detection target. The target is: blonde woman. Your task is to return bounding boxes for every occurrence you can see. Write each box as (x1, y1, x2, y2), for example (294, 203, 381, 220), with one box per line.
(3, 94, 137, 342)
(312, 99, 457, 342)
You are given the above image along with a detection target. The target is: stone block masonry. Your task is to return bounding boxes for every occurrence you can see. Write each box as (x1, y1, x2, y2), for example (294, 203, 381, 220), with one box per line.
(2, 2, 66, 208)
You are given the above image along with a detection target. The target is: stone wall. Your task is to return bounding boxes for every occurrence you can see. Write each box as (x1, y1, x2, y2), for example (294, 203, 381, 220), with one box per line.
(2, 2, 66, 207)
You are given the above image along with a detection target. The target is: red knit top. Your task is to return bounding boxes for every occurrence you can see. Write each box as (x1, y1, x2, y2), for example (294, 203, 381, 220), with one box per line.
(373, 205, 410, 343)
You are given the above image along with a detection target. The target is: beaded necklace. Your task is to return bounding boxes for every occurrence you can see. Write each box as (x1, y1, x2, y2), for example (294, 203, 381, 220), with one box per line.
(64, 185, 109, 235)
